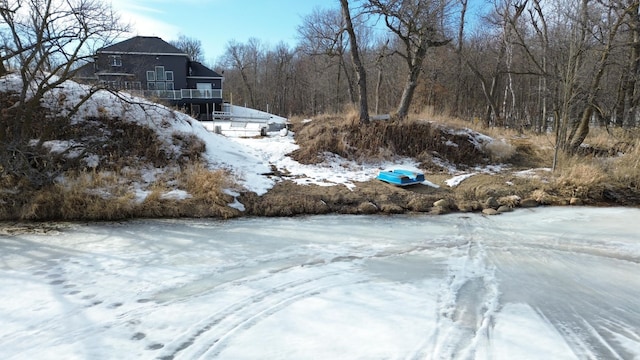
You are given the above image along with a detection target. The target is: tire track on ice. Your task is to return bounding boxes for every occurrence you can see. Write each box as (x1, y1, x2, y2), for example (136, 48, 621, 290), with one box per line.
(426, 216, 500, 360)
(478, 214, 640, 360)
(156, 262, 366, 360)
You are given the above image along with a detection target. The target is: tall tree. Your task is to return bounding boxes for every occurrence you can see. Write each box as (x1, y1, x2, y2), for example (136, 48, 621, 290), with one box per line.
(298, 6, 356, 110)
(340, 0, 370, 124)
(566, 0, 631, 152)
(265, 42, 296, 116)
(453, 0, 468, 116)
(223, 39, 258, 108)
(367, 0, 452, 119)
(613, 0, 640, 127)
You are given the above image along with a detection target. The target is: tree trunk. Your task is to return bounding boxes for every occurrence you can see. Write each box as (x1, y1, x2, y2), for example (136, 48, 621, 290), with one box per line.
(614, 2, 640, 127)
(340, 0, 369, 124)
(466, 56, 503, 127)
(339, 55, 356, 105)
(374, 40, 388, 115)
(453, 0, 468, 116)
(375, 66, 382, 114)
(395, 64, 421, 119)
(567, 1, 627, 152)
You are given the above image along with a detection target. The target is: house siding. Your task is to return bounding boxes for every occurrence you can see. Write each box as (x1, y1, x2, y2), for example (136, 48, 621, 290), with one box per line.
(78, 36, 224, 119)
(95, 53, 189, 90)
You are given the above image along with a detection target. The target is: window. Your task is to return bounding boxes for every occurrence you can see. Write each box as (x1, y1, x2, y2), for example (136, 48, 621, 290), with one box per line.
(147, 82, 155, 90)
(156, 82, 166, 91)
(110, 55, 122, 67)
(146, 71, 155, 81)
(165, 71, 174, 81)
(155, 66, 165, 81)
(166, 82, 174, 90)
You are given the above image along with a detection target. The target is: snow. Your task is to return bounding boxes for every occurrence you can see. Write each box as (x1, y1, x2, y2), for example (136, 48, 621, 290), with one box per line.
(446, 172, 478, 187)
(1, 73, 516, 200)
(1, 207, 639, 359)
(4, 75, 640, 358)
(4, 74, 472, 197)
(228, 134, 427, 191)
(515, 168, 553, 178)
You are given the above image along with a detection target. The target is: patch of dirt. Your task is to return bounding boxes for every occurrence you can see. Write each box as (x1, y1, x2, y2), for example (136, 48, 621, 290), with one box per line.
(0, 222, 69, 235)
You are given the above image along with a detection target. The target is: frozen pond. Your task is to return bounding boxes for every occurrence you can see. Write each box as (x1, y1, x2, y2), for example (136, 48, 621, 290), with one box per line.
(1, 207, 639, 359)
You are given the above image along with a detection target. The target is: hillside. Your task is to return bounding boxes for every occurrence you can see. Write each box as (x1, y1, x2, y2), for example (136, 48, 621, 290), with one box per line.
(1, 76, 638, 221)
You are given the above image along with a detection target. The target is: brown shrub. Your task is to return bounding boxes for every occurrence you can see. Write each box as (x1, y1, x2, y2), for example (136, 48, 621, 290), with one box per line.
(16, 184, 136, 221)
(291, 116, 488, 168)
(177, 163, 240, 218)
(555, 161, 607, 188)
(173, 132, 206, 162)
(610, 141, 640, 190)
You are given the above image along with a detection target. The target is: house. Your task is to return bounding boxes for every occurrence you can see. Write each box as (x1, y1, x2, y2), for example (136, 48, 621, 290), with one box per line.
(76, 36, 223, 120)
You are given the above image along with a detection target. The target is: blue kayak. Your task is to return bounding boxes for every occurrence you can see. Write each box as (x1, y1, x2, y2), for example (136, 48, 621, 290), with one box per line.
(376, 169, 425, 186)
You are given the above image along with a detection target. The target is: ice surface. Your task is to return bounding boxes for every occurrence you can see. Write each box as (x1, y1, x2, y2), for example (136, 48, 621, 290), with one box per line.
(1, 207, 639, 359)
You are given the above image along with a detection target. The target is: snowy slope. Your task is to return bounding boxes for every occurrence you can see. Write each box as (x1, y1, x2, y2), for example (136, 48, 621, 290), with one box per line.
(1, 74, 507, 197)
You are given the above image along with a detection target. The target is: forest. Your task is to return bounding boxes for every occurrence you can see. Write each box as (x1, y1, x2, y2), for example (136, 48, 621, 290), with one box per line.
(212, 0, 640, 154)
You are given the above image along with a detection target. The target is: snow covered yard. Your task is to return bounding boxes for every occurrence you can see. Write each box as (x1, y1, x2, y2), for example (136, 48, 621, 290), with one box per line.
(1, 207, 639, 359)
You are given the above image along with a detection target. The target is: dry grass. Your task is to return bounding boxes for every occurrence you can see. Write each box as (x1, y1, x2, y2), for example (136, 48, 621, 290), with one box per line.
(411, 106, 559, 166)
(550, 127, 638, 196)
(2, 94, 638, 220)
(177, 162, 239, 218)
(179, 162, 229, 202)
(0, 163, 241, 221)
(291, 112, 489, 168)
(14, 170, 137, 221)
(554, 154, 608, 187)
(611, 142, 640, 188)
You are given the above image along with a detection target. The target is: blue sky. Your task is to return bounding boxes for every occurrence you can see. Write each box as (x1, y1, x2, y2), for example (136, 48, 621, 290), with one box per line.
(110, 0, 334, 64)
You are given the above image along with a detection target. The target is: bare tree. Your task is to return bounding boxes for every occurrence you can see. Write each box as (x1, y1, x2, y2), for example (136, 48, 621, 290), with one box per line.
(298, 6, 357, 110)
(340, 0, 370, 124)
(463, 1, 527, 127)
(613, 0, 640, 127)
(0, 0, 127, 188)
(453, 0, 468, 116)
(264, 42, 296, 116)
(170, 34, 204, 62)
(566, 0, 632, 152)
(367, 0, 452, 119)
(528, 0, 551, 133)
(223, 39, 258, 108)
(374, 38, 390, 114)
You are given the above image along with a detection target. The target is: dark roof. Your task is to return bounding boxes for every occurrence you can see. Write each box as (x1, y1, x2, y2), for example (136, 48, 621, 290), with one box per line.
(189, 62, 223, 78)
(99, 36, 186, 55)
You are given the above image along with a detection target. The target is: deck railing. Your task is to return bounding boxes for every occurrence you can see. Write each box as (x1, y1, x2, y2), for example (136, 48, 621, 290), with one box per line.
(131, 89, 222, 100)
(212, 111, 271, 122)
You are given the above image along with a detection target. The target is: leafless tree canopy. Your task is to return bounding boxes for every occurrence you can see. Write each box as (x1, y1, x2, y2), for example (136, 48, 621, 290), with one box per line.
(216, 0, 639, 147)
(170, 34, 205, 62)
(0, 0, 128, 188)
